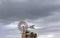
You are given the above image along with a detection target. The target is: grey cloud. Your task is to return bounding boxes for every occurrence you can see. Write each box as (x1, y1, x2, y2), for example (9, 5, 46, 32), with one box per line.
(0, 0, 60, 38)
(25, 12, 60, 35)
(0, 0, 60, 21)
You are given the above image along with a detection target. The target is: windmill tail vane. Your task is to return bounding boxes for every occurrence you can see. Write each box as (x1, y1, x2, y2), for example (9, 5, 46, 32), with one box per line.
(28, 25, 35, 29)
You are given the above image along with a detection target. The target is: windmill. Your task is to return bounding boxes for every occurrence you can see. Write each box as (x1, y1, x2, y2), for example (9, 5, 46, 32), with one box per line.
(18, 21, 28, 38)
(18, 21, 37, 38)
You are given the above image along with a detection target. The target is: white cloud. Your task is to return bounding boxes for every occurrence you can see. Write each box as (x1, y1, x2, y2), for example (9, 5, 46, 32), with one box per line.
(3, 21, 19, 30)
(37, 34, 54, 38)
(37, 33, 60, 38)
(4, 34, 20, 38)
(47, 34, 54, 37)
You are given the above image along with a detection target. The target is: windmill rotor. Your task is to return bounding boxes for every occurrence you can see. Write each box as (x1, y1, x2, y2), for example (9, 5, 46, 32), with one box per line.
(18, 21, 28, 32)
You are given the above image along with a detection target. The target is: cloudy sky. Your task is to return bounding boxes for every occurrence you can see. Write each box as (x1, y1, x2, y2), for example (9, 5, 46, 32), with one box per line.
(0, 0, 60, 38)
